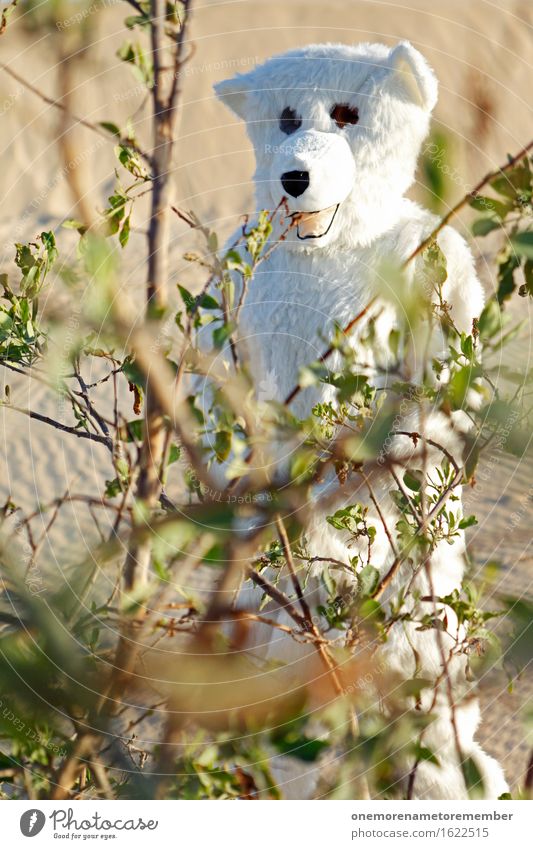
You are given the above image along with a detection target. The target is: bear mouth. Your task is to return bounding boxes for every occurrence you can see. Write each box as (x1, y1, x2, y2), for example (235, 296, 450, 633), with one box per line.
(293, 203, 340, 240)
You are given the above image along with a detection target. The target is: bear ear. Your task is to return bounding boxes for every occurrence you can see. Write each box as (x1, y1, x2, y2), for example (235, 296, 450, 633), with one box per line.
(213, 73, 252, 120)
(388, 42, 438, 112)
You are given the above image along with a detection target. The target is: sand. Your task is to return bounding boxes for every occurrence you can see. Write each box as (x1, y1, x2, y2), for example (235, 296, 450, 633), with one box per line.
(0, 0, 532, 792)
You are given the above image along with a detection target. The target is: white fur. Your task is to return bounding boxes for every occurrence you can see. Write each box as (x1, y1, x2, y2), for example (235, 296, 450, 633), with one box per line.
(209, 41, 508, 799)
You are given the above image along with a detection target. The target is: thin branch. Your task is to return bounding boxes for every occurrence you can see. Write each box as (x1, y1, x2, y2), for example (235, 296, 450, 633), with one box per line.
(51, 732, 100, 801)
(284, 298, 378, 406)
(0, 61, 151, 163)
(123, 0, 193, 592)
(123, 0, 145, 14)
(17, 493, 128, 527)
(425, 559, 468, 791)
(275, 512, 369, 797)
(274, 514, 315, 625)
(372, 553, 402, 601)
(247, 568, 308, 631)
(167, 0, 192, 119)
(31, 486, 70, 564)
(227, 609, 305, 639)
(360, 469, 398, 559)
(390, 466, 422, 526)
(73, 363, 111, 441)
(194, 539, 250, 646)
(90, 758, 114, 799)
(525, 749, 533, 799)
(403, 137, 533, 267)
(393, 431, 460, 474)
(1, 403, 113, 450)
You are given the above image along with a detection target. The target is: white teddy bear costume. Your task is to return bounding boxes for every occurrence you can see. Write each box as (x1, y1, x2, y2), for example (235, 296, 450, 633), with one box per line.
(207, 41, 508, 799)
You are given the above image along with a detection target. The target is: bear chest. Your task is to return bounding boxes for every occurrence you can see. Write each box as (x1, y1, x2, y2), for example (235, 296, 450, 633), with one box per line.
(237, 246, 383, 407)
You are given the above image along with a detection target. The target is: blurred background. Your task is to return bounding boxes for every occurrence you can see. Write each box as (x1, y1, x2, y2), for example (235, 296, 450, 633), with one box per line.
(0, 1, 532, 228)
(0, 0, 532, 789)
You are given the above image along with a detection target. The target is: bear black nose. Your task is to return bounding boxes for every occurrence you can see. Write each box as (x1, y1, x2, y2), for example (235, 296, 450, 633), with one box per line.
(281, 170, 309, 198)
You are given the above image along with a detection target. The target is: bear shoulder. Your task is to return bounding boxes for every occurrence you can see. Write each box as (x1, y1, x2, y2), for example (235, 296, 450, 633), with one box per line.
(393, 200, 484, 333)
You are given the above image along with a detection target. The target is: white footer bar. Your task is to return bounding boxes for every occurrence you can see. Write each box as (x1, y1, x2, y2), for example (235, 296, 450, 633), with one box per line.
(3, 799, 531, 848)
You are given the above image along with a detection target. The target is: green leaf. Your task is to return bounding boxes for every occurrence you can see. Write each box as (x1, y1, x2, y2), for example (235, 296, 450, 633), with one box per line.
(125, 13, 150, 29)
(402, 678, 433, 699)
(119, 214, 131, 248)
(461, 756, 485, 799)
(420, 131, 451, 213)
(458, 515, 478, 529)
(178, 284, 195, 312)
(479, 398, 516, 427)
(116, 457, 130, 481)
(202, 542, 225, 567)
(299, 361, 330, 388)
(419, 240, 448, 288)
(199, 293, 219, 310)
(105, 477, 122, 498)
(132, 498, 150, 525)
(413, 743, 440, 766)
(468, 195, 510, 219)
(321, 567, 337, 598)
(388, 328, 400, 358)
(489, 175, 518, 199)
(497, 253, 520, 304)
(495, 158, 531, 195)
(122, 357, 145, 390)
(115, 144, 147, 180)
(152, 557, 171, 582)
(471, 218, 500, 237)
(117, 40, 153, 87)
(518, 259, 533, 298)
(62, 218, 86, 234)
(271, 721, 330, 763)
(207, 232, 218, 254)
(477, 299, 502, 341)
(511, 231, 533, 260)
(168, 444, 181, 465)
(358, 564, 380, 597)
(99, 122, 121, 137)
(224, 249, 243, 270)
(403, 470, 422, 492)
(460, 333, 474, 360)
(328, 372, 370, 404)
(214, 430, 232, 463)
(326, 505, 364, 532)
(41, 231, 57, 263)
(212, 322, 234, 349)
(124, 419, 144, 441)
(290, 448, 317, 482)
(0, 310, 13, 341)
(448, 364, 481, 409)
(359, 598, 385, 623)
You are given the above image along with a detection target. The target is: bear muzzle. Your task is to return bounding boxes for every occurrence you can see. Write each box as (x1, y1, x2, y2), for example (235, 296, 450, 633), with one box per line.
(270, 129, 355, 241)
(292, 204, 340, 239)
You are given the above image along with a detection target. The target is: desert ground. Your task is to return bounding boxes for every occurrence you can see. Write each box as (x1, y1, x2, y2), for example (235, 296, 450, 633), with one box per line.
(0, 0, 532, 792)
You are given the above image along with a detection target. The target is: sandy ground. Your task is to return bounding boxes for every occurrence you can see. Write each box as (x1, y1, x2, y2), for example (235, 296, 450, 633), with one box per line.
(0, 0, 532, 792)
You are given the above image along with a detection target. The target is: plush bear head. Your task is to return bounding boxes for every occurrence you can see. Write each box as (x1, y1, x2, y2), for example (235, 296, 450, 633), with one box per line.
(214, 41, 438, 249)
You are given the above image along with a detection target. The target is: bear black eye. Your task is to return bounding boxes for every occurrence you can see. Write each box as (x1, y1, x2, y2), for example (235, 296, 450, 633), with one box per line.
(280, 107, 302, 135)
(330, 103, 359, 129)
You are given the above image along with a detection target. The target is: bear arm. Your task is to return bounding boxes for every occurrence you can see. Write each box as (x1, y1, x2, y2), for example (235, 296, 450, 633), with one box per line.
(436, 225, 485, 336)
(433, 225, 485, 413)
